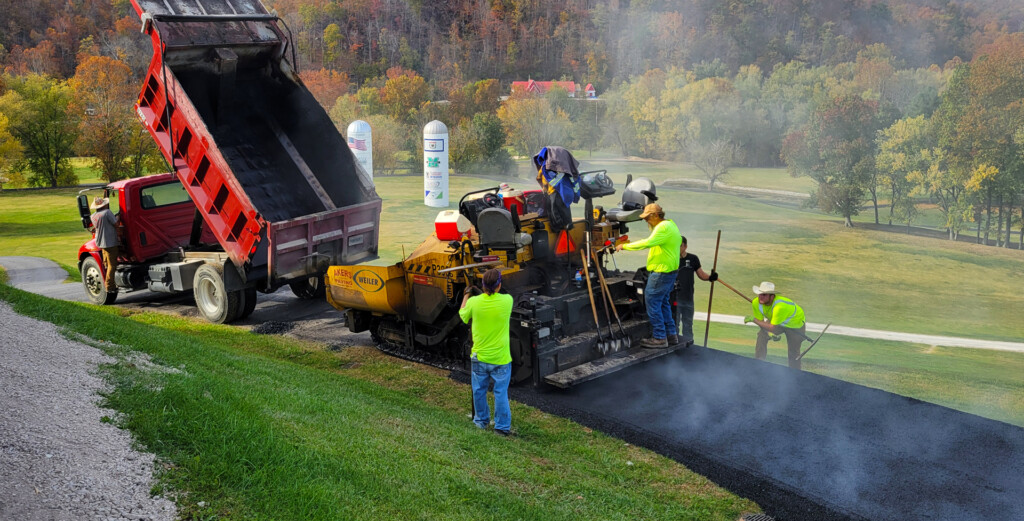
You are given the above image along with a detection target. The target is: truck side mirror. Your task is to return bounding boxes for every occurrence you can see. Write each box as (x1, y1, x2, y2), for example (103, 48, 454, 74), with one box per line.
(77, 195, 92, 229)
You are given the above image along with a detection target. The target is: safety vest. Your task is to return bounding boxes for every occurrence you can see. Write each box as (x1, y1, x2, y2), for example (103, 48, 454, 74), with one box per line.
(752, 295, 805, 329)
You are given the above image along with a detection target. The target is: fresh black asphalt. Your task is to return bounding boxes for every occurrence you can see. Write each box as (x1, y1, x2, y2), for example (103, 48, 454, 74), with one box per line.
(509, 345, 1024, 521)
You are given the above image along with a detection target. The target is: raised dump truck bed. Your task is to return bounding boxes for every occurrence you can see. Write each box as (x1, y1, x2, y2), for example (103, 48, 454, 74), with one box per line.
(131, 0, 380, 286)
(72, 1, 381, 324)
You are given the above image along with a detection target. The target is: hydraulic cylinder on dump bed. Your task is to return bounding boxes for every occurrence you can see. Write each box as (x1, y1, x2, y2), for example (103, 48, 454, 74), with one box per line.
(129, 0, 381, 290)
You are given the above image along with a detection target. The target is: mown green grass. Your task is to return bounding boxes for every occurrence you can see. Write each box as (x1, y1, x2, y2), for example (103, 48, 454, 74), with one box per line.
(0, 284, 759, 520)
(71, 157, 105, 185)
(0, 187, 90, 281)
(372, 174, 1024, 341)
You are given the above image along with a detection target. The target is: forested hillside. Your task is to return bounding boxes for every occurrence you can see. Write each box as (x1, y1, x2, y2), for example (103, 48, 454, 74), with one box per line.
(3, 0, 1023, 85)
(1, 0, 1023, 247)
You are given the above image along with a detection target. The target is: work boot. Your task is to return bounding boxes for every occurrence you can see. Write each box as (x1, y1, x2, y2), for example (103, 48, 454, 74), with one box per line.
(667, 334, 679, 346)
(640, 337, 668, 348)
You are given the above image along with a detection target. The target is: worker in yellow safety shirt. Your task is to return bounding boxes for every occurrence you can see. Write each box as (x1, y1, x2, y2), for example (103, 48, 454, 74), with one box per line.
(615, 203, 681, 348)
(745, 281, 807, 370)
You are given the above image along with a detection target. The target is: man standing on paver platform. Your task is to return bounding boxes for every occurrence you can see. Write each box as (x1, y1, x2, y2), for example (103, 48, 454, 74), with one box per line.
(616, 203, 681, 348)
(745, 281, 806, 370)
(89, 197, 119, 293)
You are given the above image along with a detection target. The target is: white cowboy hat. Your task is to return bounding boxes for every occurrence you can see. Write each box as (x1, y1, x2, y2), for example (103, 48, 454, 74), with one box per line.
(752, 281, 776, 295)
(91, 196, 110, 210)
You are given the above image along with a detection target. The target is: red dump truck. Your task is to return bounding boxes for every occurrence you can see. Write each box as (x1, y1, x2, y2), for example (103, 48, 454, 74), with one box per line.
(76, 0, 381, 323)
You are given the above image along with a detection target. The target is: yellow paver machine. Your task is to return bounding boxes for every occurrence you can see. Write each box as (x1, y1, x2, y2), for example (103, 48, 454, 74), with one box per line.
(326, 154, 685, 388)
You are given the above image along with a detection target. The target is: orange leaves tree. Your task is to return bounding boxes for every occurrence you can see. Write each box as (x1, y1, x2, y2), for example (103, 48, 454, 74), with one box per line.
(69, 55, 138, 181)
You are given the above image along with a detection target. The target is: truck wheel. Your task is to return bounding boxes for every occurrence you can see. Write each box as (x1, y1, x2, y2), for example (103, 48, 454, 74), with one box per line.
(238, 287, 258, 320)
(81, 257, 117, 305)
(193, 264, 240, 324)
(289, 276, 326, 299)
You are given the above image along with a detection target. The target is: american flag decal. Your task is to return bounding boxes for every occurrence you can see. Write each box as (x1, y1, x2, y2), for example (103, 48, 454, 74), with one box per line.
(348, 137, 367, 151)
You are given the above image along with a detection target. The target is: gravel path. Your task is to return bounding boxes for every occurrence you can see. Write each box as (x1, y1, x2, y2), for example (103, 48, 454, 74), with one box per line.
(0, 301, 177, 521)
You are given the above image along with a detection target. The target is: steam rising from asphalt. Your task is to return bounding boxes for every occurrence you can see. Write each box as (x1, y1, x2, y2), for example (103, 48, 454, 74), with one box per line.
(552, 347, 1024, 520)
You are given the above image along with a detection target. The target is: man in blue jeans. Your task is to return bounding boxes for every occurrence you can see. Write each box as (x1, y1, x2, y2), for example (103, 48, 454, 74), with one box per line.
(459, 268, 515, 436)
(616, 203, 681, 347)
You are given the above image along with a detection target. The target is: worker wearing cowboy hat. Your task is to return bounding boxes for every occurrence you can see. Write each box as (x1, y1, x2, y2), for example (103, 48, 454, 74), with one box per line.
(89, 196, 120, 293)
(615, 203, 681, 348)
(744, 281, 806, 370)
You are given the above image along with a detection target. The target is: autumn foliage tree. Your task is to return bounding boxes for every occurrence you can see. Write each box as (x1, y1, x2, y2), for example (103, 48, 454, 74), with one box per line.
(379, 68, 429, 124)
(69, 55, 137, 181)
(941, 34, 1024, 247)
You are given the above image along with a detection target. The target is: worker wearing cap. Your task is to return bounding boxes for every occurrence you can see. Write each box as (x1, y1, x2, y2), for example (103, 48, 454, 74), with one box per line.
(89, 196, 119, 293)
(745, 281, 806, 370)
(615, 203, 681, 348)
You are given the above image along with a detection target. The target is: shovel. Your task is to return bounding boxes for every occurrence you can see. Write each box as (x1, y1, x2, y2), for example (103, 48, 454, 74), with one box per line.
(592, 249, 630, 349)
(795, 322, 831, 361)
(590, 252, 620, 351)
(580, 249, 612, 354)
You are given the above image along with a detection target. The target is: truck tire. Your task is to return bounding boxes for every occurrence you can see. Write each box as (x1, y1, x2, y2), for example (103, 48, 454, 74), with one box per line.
(80, 256, 117, 305)
(238, 287, 258, 320)
(193, 264, 240, 324)
(289, 276, 326, 299)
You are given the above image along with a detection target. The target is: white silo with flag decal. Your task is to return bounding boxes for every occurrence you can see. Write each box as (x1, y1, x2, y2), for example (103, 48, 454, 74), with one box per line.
(423, 120, 449, 207)
(346, 120, 373, 181)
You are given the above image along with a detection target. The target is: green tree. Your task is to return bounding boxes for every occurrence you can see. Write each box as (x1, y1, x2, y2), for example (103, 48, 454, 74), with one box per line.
(659, 77, 746, 191)
(906, 150, 979, 240)
(323, 24, 343, 67)
(126, 124, 163, 178)
(450, 112, 510, 174)
(364, 114, 411, 176)
(496, 93, 569, 158)
(876, 116, 933, 229)
(355, 86, 384, 116)
(782, 95, 887, 227)
(0, 112, 24, 190)
(0, 74, 79, 187)
(329, 94, 363, 131)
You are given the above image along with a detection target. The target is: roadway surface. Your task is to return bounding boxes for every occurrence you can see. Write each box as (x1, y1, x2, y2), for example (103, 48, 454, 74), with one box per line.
(3, 256, 1024, 520)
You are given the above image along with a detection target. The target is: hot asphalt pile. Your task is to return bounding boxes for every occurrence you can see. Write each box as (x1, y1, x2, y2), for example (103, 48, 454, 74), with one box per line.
(506, 345, 1024, 521)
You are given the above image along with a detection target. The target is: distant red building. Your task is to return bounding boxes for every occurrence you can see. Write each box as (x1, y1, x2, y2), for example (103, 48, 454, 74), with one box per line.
(510, 79, 597, 98)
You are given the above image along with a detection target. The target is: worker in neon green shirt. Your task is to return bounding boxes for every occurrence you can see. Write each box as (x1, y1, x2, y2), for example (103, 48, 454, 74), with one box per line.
(459, 268, 514, 436)
(615, 203, 682, 348)
(744, 281, 807, 370)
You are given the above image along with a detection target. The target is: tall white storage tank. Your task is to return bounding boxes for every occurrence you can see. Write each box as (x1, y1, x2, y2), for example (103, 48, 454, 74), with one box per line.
(346, 119, 373, 181)
(423, 120, 449, 207)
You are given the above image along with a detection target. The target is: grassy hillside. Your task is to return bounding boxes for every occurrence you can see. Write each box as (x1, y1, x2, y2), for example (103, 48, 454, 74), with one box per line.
(0, 284, 759, 520)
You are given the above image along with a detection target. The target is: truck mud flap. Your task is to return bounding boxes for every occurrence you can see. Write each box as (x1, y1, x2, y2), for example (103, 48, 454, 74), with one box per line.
(544, 344, 685, 389)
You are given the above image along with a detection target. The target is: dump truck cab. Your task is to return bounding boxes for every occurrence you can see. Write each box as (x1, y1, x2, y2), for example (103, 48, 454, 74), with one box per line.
(73, 0, 381, 323)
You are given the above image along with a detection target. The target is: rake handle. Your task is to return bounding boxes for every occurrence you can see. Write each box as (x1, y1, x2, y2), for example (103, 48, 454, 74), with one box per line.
(703, 230, 722, 347)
